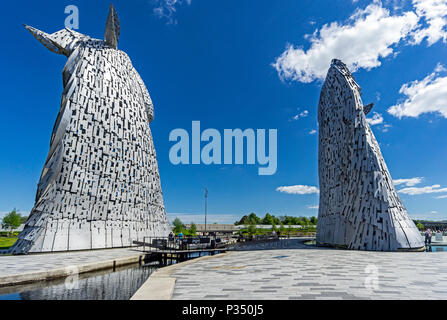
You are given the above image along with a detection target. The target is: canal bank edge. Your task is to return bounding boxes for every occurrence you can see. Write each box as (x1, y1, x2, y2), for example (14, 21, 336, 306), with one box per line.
(131, 252, 231, 300)
(0, 251, 147, 288)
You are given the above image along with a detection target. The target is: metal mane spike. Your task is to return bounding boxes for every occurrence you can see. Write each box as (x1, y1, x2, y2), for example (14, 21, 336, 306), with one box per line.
(105, 3, 120, 49)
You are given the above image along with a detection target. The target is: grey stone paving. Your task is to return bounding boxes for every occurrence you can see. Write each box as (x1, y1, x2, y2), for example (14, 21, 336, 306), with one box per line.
(0, 248, 144, 278)
(172, 239, 447, 300)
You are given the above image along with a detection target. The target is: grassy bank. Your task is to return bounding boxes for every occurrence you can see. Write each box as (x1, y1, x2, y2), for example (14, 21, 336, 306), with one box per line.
(0, 237, 17, 250)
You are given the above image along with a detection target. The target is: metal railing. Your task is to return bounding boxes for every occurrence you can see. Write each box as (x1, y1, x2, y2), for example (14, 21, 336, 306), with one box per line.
(235, 234, 281, 242)
(135, 235, 229, 253)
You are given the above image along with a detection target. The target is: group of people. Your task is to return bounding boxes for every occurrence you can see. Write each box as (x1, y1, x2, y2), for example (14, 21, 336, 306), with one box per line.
(168, 231, 182, 242)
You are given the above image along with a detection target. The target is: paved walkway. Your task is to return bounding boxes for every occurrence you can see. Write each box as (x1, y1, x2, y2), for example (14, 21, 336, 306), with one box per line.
(0, 247, 146, 287)
(170, 239, 447, 300)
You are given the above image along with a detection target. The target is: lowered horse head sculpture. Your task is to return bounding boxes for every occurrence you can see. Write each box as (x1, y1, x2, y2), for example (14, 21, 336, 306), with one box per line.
(316, 59, 425, 252)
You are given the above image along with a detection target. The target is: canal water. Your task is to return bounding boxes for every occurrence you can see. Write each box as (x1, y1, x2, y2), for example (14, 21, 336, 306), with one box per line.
(0, 263, 157, 300)
(426, 245, 447, 252)
(0, 251, 217, 300)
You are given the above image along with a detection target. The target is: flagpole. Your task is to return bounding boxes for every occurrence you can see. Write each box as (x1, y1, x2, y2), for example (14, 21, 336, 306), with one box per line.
(205, 188, 208, 234)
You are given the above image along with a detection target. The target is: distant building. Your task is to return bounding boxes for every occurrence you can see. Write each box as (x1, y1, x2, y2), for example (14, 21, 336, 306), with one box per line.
(419, 221, 447, 230)
(0, 224, 25, 233)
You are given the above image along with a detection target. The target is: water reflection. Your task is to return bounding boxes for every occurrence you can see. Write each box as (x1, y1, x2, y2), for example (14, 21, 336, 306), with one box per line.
(426, 245, 446, 252)
(0, 263, 157, 300)
(0, 251, 220, 300)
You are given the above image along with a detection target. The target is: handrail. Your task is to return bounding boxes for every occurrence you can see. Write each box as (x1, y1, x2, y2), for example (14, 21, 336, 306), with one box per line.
(134, 235, 226, 252)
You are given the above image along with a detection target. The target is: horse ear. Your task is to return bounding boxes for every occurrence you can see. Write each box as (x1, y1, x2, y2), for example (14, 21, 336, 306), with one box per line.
(104, 4, 120, 49)
(24, 25, 83, 56)
(363, 103, 374, 116)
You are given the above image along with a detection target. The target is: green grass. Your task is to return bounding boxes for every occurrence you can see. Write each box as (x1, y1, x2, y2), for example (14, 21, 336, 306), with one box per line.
(0, 237, 18, 250)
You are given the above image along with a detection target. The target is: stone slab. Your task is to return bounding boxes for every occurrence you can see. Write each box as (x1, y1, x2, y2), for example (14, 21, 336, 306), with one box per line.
(167, 239, 447, 300)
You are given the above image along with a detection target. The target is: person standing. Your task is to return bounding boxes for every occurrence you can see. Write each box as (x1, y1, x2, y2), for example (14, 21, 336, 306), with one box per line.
(428, 229, 432, 245)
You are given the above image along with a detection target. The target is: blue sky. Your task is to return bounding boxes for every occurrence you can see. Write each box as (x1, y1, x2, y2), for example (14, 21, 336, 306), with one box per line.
(0, 0, 446, 224)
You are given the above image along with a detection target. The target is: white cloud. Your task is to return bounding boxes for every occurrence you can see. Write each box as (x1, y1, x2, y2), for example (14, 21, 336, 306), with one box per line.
(435, 195, 447, 199)
(388, 64, 447, 118)
(276, 185, 320, 195)
(307, 205, 319, 209)
(380, 123, 392, 132)
(292, 110, 309, 121)
(393, 177, 423, 186)
(409, 211, 447, 220)
(398, 184, 447, 195)
(366, 112, 384, 125)
(309, 129, 317, 135)
(376, 92, 382, 101)
(411, 0, 447, 45)
(366, 112, 393, 132)
(273, 3, 419, 83)
(273, 1, 447, 83)
(153, 0, 192, 24)
(435, 63, 447, 73)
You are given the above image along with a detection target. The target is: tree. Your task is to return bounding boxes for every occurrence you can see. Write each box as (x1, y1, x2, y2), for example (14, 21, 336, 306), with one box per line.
(301, 217, 310, 226)
(416, 222, 424, 231)
(20, 216, 28, 224)
(283, 216, 293, 225)
(247, 224, 256, 237)
(2, 209, 21, 236)
(262, 213, 274, 225)
(291, 217, 301, 225)
(248, 213, 261, 225)
(236, 213, 261, 225)
(310, 216, 318, 225)
(190, 223, 197, 236)
(279, 222, 286, 233)
(236, 215, 250, 225)
(172, 218, 184, 234)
